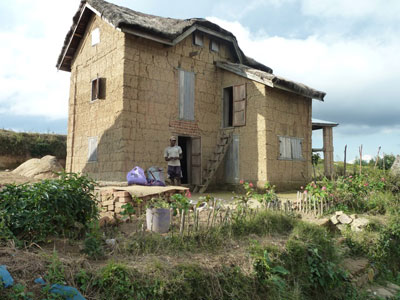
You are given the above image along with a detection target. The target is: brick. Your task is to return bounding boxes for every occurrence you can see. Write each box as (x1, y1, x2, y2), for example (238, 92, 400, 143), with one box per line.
(102, 200, 115, 206)
(114, 191, 131, 198)
(117, 197, 131, 203)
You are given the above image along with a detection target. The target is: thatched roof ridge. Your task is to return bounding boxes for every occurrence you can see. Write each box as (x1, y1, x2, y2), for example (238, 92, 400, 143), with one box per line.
(216, 61, 326, 101)
(56, 0, 273, 74)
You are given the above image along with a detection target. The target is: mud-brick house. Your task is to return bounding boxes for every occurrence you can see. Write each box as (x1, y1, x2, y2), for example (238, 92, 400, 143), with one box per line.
(57, 0, 331, 191)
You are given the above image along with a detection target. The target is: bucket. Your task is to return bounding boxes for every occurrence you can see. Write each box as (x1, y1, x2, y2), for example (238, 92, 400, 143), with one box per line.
(146, 208, 171, 233)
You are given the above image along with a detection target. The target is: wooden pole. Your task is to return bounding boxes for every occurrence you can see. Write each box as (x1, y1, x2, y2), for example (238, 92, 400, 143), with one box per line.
(374, 146, 381, 169)
(359, 145, 363, 175)
(343, 145, 347, 176)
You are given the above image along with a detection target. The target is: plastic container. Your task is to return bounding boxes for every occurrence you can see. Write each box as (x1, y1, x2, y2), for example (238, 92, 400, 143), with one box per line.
(146, 208, 170, 233)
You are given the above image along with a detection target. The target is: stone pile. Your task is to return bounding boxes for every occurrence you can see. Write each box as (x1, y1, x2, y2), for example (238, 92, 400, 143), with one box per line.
(330, 211, 370, 232)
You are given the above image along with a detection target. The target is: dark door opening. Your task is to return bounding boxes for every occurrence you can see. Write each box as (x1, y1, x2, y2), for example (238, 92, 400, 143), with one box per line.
(178, 136, 191, 184)
(178, 136, 201, 185)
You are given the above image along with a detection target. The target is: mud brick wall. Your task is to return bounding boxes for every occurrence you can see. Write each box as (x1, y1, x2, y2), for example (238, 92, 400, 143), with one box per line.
(66, 14, 126, 180)
(98, 189, 186, 219)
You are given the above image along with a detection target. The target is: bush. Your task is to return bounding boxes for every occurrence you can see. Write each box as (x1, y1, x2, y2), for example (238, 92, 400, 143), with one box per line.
(0, 173, 98, 244)
(0, 129, 66, 159)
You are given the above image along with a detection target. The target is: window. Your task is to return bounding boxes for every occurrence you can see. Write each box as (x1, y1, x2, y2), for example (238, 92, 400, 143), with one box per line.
(193, 33, 203, 47)
(210, 40, 219, 52)
(91, 77, 105, 101)
(91, 28, 100, 46)
(179, 70, 195, 120)
(222, 84, 246, 128)
(279, 136, 303, 160)
(88, 137, 98, 162)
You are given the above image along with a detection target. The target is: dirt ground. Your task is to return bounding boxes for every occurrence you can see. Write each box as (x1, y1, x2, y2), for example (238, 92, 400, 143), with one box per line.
(0, 170, 41, 186)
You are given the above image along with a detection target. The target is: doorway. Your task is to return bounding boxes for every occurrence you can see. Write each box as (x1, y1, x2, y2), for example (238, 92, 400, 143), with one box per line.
(178, 136, 201, 185)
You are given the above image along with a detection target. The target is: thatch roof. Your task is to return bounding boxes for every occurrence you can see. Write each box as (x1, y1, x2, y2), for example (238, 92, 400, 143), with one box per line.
(216, 61, 326, 101)
(56, 0, 326, 100)
(56, 0, 272, 73)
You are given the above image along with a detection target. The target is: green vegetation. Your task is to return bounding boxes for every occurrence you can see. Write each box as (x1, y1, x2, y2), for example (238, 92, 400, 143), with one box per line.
(2, 171, 400, 299)
(0, 129, 66, 160)
(0, 173, 98, 245)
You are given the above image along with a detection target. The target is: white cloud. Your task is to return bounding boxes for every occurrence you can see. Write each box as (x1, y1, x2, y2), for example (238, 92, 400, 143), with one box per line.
(0, 0, 78, 119)
(301, 0, 400, 21)
(206, 16, 400, 105)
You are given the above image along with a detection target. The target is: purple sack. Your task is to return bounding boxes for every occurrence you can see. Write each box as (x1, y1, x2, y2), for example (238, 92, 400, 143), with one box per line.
(127, 166, 147, 186)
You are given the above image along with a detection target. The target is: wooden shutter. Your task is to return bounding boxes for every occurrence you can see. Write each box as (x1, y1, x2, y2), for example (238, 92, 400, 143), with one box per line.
(232, 84, 246, 126)
(279, 136, 291, 159)
(291, 138, 303, 160)
(88, 137, 97, 162)
(179, 70, 195, 120)
(191, 137, 201, 185)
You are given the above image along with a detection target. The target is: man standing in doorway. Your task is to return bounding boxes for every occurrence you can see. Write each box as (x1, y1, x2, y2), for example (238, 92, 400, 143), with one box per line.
(164, 136, 183, 185)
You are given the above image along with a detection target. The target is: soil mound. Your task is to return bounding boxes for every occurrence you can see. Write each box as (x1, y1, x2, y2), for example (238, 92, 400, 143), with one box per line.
(12, 155, 63, 179)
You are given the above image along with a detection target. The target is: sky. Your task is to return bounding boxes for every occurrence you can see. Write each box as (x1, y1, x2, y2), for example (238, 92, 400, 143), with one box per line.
(0, 0, 399, 162)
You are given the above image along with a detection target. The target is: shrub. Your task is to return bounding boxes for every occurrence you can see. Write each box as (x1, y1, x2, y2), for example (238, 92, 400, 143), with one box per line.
(0, 173, 98, 244)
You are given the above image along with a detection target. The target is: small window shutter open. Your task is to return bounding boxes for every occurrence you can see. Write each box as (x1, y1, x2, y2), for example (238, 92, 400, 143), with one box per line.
(232, 84, 246, 126)
(88, 137, 98, 162)
(291, 138, 303, 160)
(179, 70, 195, 120)
(279, 136, 292, 159)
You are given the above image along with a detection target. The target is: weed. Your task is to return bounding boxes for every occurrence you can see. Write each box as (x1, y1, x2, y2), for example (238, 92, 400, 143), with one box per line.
(0, 172, 98, 244)
(45, 251, 65, 285)
(83, 221, 104, 259)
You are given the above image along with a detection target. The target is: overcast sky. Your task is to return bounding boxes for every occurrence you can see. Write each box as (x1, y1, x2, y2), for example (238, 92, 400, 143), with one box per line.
(0, 0, 399, 162)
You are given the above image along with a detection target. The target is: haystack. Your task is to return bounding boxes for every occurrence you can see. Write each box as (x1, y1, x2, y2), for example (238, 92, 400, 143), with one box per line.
(12, 155, 63, 179)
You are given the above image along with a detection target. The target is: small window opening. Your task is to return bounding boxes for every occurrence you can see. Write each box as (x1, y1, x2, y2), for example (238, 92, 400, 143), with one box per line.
(91, 78, 100, 101)
(193, 33, 203, 47)
(91, 28, 100, 46)
(210, 40, 219, 52)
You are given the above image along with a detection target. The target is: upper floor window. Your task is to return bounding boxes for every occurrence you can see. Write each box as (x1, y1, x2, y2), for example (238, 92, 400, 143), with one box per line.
(179, 70, 195, 121)
(193, 33, 203, 47)
(222, 84, 246, 127)
(91, 28, 100, 46)
(91, 77, 105, 101)
(210, 40, 219, 52)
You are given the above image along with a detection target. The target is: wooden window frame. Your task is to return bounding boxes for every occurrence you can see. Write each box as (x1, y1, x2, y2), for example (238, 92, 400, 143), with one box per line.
(210, 40, 219, 52)
(179, 70, 195, 121)
(278, 136, 304, 161)
(88, 136, 98, 162)
(193, 33, 204, 47)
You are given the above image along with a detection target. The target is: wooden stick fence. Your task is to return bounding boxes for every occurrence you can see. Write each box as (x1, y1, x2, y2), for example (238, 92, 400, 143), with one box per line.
(264, 192, 332, 216)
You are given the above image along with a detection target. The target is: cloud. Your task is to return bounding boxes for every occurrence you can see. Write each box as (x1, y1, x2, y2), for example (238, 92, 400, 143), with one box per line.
(0, 0, 78, 120)
(206, 16, 400, 132)
(300, 0, 400, 21)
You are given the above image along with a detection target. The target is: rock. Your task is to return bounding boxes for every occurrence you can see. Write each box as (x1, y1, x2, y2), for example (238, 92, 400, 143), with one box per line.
(350, 214, 357, 220)
(335, 211, 343, 216)
(5, 169, 9, 172)
(373, 286, 395, 298)
(315, 218, 330, 227)
(330, 215, 339, 225)
(337, 224, 348, 231)
(337, 213, 353, 224)
(106, 239, 116, 247)
(351, 217, 370, 232)
(386, 283, 400, 293)
(12, 155, 63, 179)
(390, 155, 400, 176)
